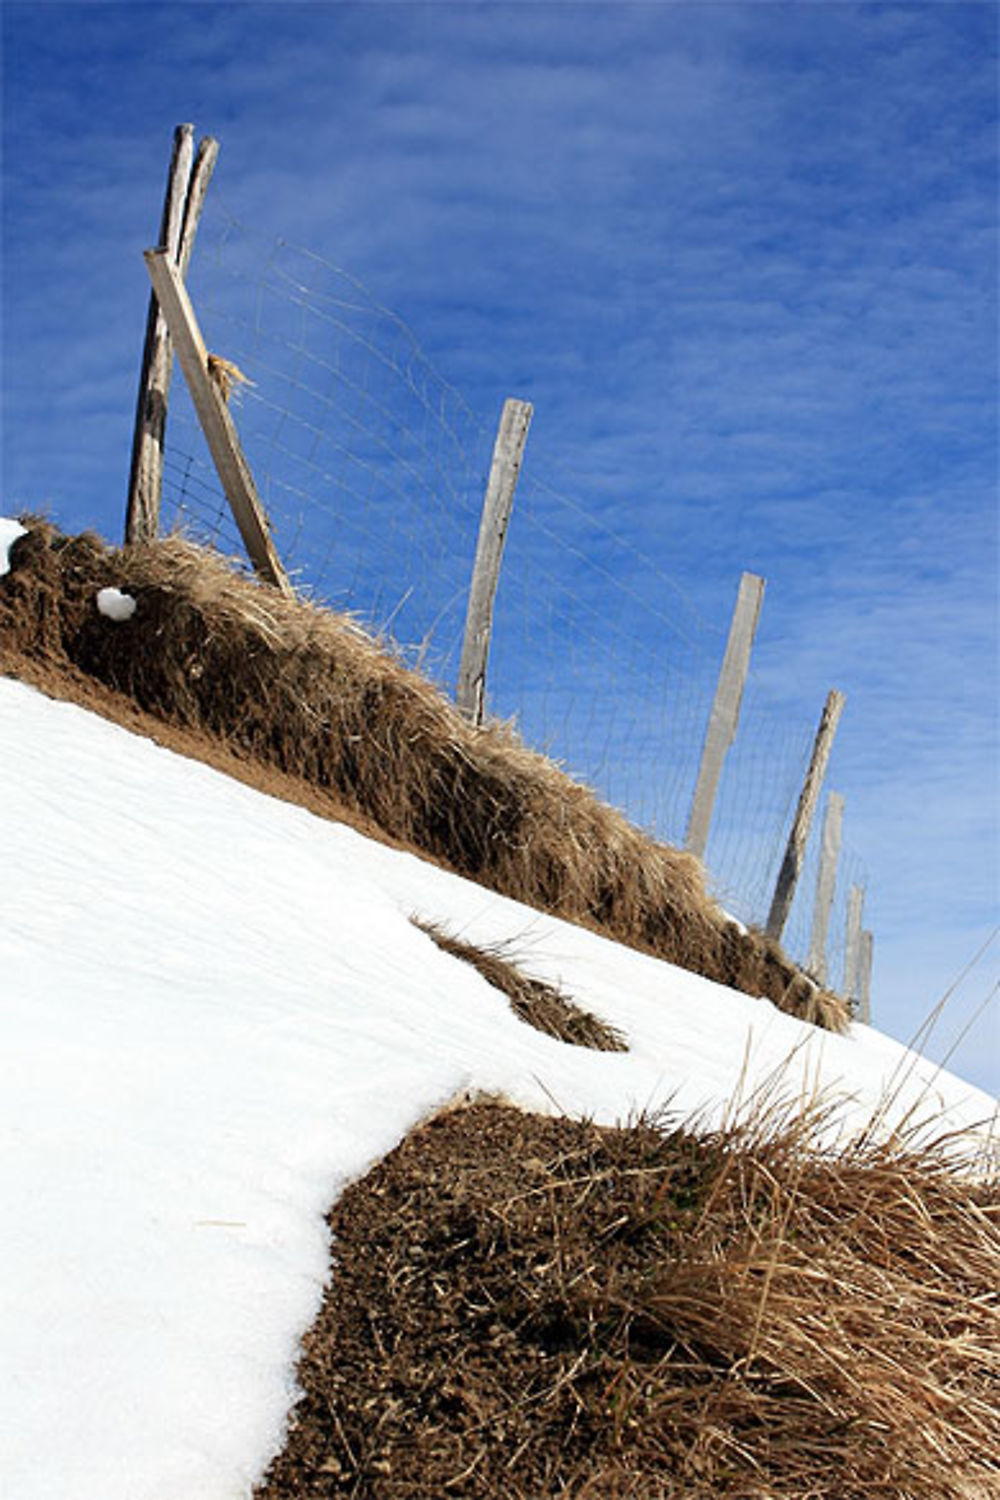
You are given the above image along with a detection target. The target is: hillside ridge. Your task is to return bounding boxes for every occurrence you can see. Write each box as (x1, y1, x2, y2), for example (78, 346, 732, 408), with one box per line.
(0, 516, 845, 1030)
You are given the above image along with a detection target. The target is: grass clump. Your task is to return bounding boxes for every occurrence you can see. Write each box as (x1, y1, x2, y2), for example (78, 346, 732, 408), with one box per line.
(414, 918, 628, 1052)
(257, 1098, 1000, 1500)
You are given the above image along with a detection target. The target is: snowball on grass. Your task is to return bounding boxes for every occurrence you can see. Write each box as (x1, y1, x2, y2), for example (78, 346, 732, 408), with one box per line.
(96, 587, 137, 622)
(0, 517, 28, 575)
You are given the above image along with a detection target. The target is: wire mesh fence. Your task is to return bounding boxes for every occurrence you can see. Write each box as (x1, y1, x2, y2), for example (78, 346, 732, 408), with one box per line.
(159, 204, 868, 993)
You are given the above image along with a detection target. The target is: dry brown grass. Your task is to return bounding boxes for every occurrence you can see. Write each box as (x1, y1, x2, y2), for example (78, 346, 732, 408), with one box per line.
(256, 1098, 1000, 1500)
(4, 520, 994, 1497)
(414, 918, 628, 1052)
(0, 518, 847, 1030)
(206, 352, 255, 403)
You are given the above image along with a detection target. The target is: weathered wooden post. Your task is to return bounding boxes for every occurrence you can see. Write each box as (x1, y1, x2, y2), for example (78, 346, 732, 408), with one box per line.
(685, 572, 765, 860)
(806, 790, 844, 982)
(766, 689, 846, 941)
(176, 135, 219, 275)
(125, 125, 218, 545)
(456, 398, 533, 725)
(143, 249, 291, 595)
(858, 928, 874, 1024)
(844, 883, 866, 1017)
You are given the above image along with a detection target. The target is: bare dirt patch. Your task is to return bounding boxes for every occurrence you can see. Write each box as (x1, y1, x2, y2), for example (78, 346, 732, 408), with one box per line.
(255, 1099, 1000, 1500)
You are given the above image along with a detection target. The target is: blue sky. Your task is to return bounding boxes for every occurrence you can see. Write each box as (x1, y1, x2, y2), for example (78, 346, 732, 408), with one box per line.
(3, 2, 997, 1095)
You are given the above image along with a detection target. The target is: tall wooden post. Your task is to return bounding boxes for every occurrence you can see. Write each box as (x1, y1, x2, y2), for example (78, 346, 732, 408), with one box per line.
(125, 125, 218, 545)
(685, 572, 765, 860)
(806, 790, 844, 982)
(844, 883, 865, 1016)
(456, 398, 533, 725)
(766, 689, 846, 941)
(143, 250, 291, 595)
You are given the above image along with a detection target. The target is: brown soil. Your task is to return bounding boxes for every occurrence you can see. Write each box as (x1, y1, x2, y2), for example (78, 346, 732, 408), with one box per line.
(1, 648, 410, 854)
(255, 1099, 1000, 1500)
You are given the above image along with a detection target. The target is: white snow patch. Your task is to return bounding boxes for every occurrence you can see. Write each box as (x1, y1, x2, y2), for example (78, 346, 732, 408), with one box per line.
(96, 586, 137, 621)
(0, 516, 27, 574)
(0, 675, 995, 1500)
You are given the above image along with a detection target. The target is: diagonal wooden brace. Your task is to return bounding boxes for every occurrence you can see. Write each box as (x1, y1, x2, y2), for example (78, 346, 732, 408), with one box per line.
(143, 248, 291, 595)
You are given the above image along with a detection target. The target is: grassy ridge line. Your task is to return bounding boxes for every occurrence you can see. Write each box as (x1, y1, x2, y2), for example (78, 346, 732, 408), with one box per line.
(0, 518, 846, 1030)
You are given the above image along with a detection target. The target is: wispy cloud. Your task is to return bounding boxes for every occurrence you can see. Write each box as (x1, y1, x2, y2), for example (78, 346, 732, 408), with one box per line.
(3, 2, 996, 1091)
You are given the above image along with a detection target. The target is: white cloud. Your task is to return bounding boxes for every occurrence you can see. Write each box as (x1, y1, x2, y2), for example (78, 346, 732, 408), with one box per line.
(4, 3, 995, 1089)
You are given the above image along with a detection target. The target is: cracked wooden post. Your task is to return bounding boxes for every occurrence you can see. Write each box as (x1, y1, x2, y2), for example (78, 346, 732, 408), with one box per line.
(685, 572, 765, 860)
(176, 135, 219, 278)
(143, 248, 291, 595)
(126, 125, 218, 545)
(456, 398, 533, 725)
(767, 688, 846, 941)
(806, 790, 844, 983)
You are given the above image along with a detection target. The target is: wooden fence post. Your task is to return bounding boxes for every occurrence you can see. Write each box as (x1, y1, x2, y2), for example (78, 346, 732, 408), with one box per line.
(125, 126, 218, 546)
(806, 790, 844, 983)
(844, 883, 865, 1017)
(766, 688, 846, 941)
(685, 572, 765, 860)
(858, 929, 874, 1025)
(142, 249, 291, 595)
(456, 397, 533, 724)
(176, 135, 219, 277)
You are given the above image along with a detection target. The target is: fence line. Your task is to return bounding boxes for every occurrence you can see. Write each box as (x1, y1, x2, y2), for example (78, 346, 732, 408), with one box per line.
(153, 198, 871, 998)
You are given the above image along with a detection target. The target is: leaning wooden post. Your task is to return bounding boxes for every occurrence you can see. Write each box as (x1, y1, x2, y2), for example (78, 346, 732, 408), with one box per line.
(844, 883, 865, 1016)
(456, 398, 533, 724)
(143, 249, 291, 595)
(766, 688, 846, 941)
(126, 128, 218, 545)
(685, 572, 765, 860)
(806, 790, 844, 982)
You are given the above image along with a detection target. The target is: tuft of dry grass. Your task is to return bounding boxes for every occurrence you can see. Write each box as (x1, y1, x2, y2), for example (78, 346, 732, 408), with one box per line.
(0, 518, 847, 1031)
(207, 353, 255, 403)
(256, 1098, 1000, 1500)
(414, 918, 628, 1052)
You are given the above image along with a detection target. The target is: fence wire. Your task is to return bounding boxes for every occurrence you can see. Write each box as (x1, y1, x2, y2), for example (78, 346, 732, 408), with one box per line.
(160, 205, 870, 993)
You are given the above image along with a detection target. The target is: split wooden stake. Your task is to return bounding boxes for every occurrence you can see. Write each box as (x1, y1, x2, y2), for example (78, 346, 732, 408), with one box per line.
(125, 126, 218, 544)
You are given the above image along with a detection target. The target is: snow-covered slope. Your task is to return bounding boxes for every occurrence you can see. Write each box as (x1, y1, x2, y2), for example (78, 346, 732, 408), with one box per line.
(1, 677, 994, 1500)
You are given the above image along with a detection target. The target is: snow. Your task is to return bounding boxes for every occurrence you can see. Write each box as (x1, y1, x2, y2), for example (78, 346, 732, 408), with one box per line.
(1, 675, 995, 1500)
(0, 517, 26, 574)
(96, 585, 137, 621)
